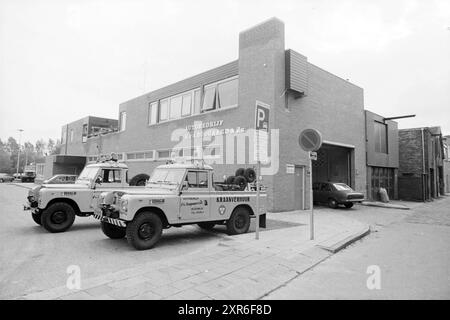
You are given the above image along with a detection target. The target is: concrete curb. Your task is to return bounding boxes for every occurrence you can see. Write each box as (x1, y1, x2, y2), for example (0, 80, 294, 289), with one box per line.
(316, 226, 371, 253)
(361, 201, 410, 210)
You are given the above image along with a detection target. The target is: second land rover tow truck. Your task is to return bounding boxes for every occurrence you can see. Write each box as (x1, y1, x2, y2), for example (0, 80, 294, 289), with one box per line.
(95, 162, 267, 250)
(24, 159, 131, 233)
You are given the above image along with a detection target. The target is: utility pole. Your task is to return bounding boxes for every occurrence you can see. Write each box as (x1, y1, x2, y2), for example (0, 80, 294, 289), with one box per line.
(16, 129, 24, 175)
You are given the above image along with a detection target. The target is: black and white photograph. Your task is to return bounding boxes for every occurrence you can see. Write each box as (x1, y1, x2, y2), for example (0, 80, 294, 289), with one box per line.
(0, 0, 449, 304)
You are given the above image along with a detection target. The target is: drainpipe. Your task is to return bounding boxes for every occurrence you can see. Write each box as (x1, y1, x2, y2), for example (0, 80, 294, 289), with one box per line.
(421, 128, 426, 201)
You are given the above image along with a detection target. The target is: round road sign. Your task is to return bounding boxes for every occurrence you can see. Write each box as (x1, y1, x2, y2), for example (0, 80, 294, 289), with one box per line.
(299, 129, 323, 152)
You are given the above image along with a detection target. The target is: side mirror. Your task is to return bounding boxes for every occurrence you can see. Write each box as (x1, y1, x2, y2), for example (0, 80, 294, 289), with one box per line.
(181, 181, 188, 191)
(95, 176, 103, 185)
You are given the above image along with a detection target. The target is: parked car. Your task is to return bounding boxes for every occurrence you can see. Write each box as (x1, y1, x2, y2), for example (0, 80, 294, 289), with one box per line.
(0, 173, 15, 183)
(313, 182, 364, 209)
(43, 174, 78, 184)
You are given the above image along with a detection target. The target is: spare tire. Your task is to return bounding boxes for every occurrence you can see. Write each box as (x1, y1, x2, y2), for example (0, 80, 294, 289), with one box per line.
(244, 168, 256, 183)
(129, 173, 150, 186)
(235, 168, 245, 177)
(225, 175, 235, 185)
(234, 176, 247, 191)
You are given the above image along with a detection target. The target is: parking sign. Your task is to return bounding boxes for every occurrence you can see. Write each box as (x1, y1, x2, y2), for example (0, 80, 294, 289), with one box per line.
(255, 101, 270, 132)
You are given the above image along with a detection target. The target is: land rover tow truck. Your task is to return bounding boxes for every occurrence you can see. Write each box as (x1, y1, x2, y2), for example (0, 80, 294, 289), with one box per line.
(95, 163, 267, 250)
(24, 159, 131, 233)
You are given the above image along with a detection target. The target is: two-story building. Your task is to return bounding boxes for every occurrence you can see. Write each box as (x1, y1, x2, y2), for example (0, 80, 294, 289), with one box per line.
(398, 126, 445, 201)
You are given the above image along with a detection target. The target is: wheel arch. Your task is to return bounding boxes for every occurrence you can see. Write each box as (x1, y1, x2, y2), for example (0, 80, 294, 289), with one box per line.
(232, 204, 254, 216)
(134, 206, 169, 227)
(45, 198, 81, 214)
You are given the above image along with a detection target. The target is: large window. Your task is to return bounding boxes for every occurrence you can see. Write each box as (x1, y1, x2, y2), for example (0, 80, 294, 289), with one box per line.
(374, 121, 388, 153)
(217, 78, 238, 108)
(147, 76, 238, 125)
(202, 84, 216, 111)
(148, 102, 158, 125)
(119, 111, 127, 131)
(169, 95, 182, 119)
(159, 99, 169, 121)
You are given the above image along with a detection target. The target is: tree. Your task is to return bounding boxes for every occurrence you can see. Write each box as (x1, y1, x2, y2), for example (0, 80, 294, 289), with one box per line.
(47, 138, 55, 155)
(35, 139, 46, 157)
(0, 149, 12, 173)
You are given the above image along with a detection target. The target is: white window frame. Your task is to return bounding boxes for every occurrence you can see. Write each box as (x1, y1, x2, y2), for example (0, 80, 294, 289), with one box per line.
(148, 102, 158, 125)
(119, 111, 127, 132)
(126, 150, 155, 162)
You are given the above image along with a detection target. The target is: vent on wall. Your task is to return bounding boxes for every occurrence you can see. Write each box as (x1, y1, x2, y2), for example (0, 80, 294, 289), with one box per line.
(285, 49, 308, 98)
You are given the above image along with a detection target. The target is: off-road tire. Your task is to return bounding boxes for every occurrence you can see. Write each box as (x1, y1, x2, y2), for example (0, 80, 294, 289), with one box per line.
(197, 222, 216, 230)
(235, 168, 245, 177)
(344, 203, 354, 209)
(41, 202, 76, 233)
(328, 198, 338, 209)
(226, 207, 251, 235)
(101, 221, 126, 239)
(32, 212, 42, 225)
(244, 168, 256, 183)
(233, 175, 247, 191)
(225, 175, 235, 184)
(126, 212, 162, 250)
(129, 174, 150, 186)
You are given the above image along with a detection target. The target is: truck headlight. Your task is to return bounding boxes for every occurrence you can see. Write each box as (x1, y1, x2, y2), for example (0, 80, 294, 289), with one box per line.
(120, 199, 128, 212)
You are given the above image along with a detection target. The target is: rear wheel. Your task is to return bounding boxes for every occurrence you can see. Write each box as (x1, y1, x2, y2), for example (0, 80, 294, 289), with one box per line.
(126, 212, 162, 250)
(41, 202, 76, 233)
(328, 198, 338, 209)
(234, 176, 247, 191)
(344, 203, 354, 209)
(244, 168, 256, 183)
(197, 222, 215, 230)
(226, 207, 251, 235)
(101, 221, 126, 239)
(235, 168, 245, 177)
(32, 212, 42, 225)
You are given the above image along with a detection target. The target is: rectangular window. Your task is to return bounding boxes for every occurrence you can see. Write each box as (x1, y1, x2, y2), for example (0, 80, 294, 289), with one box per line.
(217, 78, 238, 108)
(193, 89, 201, 114)
(159, 99, 169, 121)
(185, 171, 208, 188)
(135, 152, 145, 159)
(119, 111, 127, 131)
(181, 93, 192, 117)
(202, 85, 216, 111)
(126, 153, 136, 160)
(169, 95, 182, 119)
(148, 102, 158, 125)
(157, 150, 170, 159)
(144, 151, 154, 159)
(70, 129, 74, 142)
(374, 121, 388, 153)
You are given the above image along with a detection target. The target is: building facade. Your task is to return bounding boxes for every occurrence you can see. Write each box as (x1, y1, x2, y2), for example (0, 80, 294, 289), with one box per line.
(55, 18, 367, 212)
(443, 135, 450, 194)
(398, 127, 445, 201)
(365, 110, 399, 200)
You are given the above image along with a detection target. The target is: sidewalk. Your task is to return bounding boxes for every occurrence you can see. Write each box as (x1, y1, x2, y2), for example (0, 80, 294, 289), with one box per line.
(18, 210, 369, 300)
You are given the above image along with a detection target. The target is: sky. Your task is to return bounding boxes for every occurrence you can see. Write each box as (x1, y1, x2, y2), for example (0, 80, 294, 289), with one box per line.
(0, 0, 449, 144)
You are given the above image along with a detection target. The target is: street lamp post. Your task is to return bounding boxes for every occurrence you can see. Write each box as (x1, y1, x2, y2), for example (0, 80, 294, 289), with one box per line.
(16, 129, 24, 176)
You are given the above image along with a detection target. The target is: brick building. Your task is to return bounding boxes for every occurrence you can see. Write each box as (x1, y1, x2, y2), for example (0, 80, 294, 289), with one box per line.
(365, 110, 399, 200)
(50, 18, 368, 212)
(443, 135, 450, 194)
(398, 127, 445, 201)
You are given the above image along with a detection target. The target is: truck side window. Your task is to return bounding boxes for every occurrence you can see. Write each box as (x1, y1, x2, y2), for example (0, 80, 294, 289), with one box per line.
(186, 171, 197, 188)
(198, 171, 208, 188)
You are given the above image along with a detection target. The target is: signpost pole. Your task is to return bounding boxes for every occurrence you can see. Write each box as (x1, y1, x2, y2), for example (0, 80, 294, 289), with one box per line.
(256, 159, 260, 240)
(309, 152, 314, 240)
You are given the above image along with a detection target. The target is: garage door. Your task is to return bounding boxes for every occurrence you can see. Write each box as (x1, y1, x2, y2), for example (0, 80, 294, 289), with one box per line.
(312, 144, 352, 186)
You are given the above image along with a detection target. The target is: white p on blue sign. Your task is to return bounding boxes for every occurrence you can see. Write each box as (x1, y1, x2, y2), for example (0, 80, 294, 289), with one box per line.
(255, 101, 270, 132)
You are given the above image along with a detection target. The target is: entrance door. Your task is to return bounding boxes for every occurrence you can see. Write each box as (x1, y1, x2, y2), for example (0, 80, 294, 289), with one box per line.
(294, 166, 305, 210)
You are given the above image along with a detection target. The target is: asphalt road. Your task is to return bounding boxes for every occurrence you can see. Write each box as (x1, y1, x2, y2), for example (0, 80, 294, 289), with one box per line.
(0, 183, 300, 299)
(264, 196, 450, 299)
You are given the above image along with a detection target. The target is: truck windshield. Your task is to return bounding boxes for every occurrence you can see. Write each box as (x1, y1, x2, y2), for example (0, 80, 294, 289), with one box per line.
(148, 169, 185, 187)
(76, 167, 99, 184)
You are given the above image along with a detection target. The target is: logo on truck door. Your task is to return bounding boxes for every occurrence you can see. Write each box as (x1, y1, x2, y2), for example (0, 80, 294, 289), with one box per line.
(218, 205, 226, 215)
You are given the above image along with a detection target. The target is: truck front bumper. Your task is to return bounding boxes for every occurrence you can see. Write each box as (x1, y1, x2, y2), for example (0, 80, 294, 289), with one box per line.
(93, 212, 127, 228)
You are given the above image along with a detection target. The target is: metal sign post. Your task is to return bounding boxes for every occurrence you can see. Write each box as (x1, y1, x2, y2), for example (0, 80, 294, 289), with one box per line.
(254, 101, 270, 240)
(299, 129, 323, 241)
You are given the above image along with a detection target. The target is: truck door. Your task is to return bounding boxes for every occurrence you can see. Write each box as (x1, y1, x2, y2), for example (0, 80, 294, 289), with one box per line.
(179, 170, 211, 221)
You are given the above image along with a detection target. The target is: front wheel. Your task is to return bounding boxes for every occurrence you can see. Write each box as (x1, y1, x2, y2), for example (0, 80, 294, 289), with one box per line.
(328, 198, 338, 209)
(41, 202, 76, 233)
(101, 221, 126, 239)
(226, 207, 251, 235)
(32, 212, 42, 225)
(126, 212, 162, 250)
